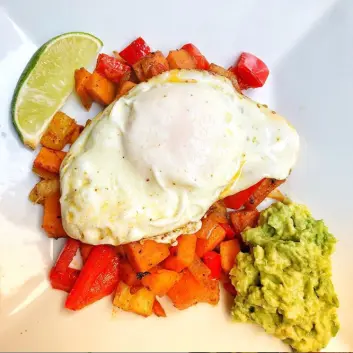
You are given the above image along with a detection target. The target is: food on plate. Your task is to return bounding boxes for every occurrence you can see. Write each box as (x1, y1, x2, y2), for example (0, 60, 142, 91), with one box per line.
(33, 147, 66, 174)
(181, 43, 210, 70)
(42, 192, 67, 238)
(40, 111, 77, 150)
(74, 68, 93, 110)
(85, 71, 116, 106)
(11, 32, 102, 148)
(229, 52, 270, 90)
(15, 32, 339, 350)
(60, 69, 299, 246)
(167, 49, 197, 69)
(132, 51, 170, 82)
(29, 178, 60, 204)
(230, 202, 339, 352)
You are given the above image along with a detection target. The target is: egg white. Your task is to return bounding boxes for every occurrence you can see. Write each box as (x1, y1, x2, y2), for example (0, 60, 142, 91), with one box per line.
(60, 69, 299, 245)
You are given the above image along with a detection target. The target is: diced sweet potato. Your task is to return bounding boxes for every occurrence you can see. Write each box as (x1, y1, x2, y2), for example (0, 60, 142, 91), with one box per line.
(163, 234, 197, 272)
(116, 81, 136, 99)
(120, 259, 139, 286)
(153, 299, 166, 317)
(32, 166, 57, 180)
(129, 287, 155, 317)
(75, 68, 93, 110)
(33, 147, 66, 174)
(40, 112, 76, 150)
(141, 269, 181, 296)
(167, 49, 196, 69)
(167, 269, 204, 310)
(86, 71, 116, 106)
(209, 63, 241, 92)
(42, 192, 67, 238)
(244, 178, 285, 209)
(229, 209, 259, 235)
(69, 124, 84, 144)
(188, 255, 211, 282)
(114, 281, 133, 311)
(194, 217, 219, 239)
(29, 179, 60, 204)
(124, 240, 170, 272)
(80, 243, 93, 263)
(133, 51, 169, 82)
(188, 256, 220, 305)
(220, 239, 241, 273)
(195, 225, 226, 258)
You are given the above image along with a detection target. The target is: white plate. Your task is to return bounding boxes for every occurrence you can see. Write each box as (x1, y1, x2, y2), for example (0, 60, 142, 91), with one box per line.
(0, 0, 352, 351)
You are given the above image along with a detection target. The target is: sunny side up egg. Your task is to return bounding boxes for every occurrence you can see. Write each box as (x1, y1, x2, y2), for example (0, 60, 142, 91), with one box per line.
(60, 69, 299, 245)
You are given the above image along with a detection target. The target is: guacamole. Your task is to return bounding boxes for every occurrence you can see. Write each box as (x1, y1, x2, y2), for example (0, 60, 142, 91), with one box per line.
(230, 202, 339, 352)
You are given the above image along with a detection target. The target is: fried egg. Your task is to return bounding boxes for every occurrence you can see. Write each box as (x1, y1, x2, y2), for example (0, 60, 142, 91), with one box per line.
(60, 69, 299, 245)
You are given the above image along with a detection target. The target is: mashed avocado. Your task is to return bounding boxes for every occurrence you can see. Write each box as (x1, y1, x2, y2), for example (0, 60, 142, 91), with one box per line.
(230, 202, 339, 352)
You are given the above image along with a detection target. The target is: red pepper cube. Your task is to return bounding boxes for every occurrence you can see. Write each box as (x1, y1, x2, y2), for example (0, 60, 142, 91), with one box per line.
(202, 251, 222, 279)
(95, 53, 131, 83)
(230, 52, 269, 89)
(65, 245, 120, 311)
(119, 37, 151, 66)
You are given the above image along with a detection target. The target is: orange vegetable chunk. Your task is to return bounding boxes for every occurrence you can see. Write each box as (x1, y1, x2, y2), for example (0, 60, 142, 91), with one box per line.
(195, 224, 226, 258)
(220, 239, 241, 273)
(42, 192, 67, 238)
(141, 269, 181, 296)
(75, 67, 93, 110)
(86, 71, 116, 106)
(33, 147, 66, 174)
(124, 240, 170, 272)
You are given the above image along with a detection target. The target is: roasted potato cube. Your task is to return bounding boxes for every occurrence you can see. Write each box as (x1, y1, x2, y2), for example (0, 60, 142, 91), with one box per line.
(32, 166, 58, 180)
(209, 63, 241, 92)
(86, 71, 116, 106)
(133, 51, 169, 82)
(116, 81, 136, 99)
(129, 287, 155, 317)
(114, 281, 133, 311)
(167, 49, 196, 69)
(42, 192, 67, 238)
(75, 68, 93, 110)
(69, 124, 84, 144)
(40, 112, 76, 150)
(29, 179, 60, 204)
(33, 147, 66, 174)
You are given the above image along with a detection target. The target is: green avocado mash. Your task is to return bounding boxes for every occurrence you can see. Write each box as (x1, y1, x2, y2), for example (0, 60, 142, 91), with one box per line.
(230, 202, 339, 352)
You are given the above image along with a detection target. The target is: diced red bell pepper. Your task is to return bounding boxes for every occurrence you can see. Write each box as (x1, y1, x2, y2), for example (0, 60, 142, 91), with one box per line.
(95, 53, 131, 83)
(65, 245, 119, 311)
(219, 223, 236, 240)
(181, 43, 209, 70)
(229, 52, 269, 90)
(223, 281, 237, 296)
(54, 238, 80, 273)
(50, 267, 80, 292)
(223, 179, 264, 210)
(49, 239, 80, 292)
(202, 251, 221, 279)
(119, 37, 151, 65)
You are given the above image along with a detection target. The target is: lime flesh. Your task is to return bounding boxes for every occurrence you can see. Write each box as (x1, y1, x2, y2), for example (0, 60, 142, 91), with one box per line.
(11, 32, 103, 148)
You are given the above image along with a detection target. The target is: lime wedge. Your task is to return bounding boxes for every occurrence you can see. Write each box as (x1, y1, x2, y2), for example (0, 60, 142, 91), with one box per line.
(11, 32, 103, 148)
